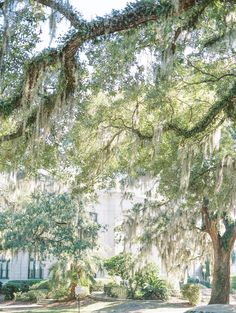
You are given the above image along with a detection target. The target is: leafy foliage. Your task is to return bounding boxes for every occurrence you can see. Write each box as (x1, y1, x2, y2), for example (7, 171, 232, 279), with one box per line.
(104, 254, 168, 300)
(134, 264, 169, 300)
(104, 283, 128, 299)
(14, 289, 47, 302)
(1, 0, 236, 305)
(104, 253, 134, 281)
(0, 192, 100, 258)
(181, 283, 201, 305)
(2, 280, 43, 300)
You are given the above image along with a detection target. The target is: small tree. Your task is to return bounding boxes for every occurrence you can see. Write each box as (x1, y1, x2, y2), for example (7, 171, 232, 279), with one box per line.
(0, 191, 100, 297)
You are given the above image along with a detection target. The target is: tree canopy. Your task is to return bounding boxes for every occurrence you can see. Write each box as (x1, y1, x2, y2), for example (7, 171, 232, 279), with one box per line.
(1, 0, 236, 154)
(1, 0, 236, 305)
(0, 192, 100, 259)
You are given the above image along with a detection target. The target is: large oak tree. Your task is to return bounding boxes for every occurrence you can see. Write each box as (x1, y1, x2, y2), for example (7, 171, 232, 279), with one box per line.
(1, 0, 236, 305)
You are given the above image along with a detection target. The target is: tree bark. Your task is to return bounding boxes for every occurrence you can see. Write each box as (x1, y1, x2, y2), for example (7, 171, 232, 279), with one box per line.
(201, 203, 236, 304)
(209, 238, 231, 304)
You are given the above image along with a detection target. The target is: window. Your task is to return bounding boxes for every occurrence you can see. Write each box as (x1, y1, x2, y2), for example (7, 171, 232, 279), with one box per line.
(0, 258, 9, 279)
(28, 257, 43, 279)
(89, 212, 98, 223)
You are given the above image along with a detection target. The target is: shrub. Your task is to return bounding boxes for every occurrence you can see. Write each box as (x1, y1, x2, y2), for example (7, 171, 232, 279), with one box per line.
(2, 284, 19, 300)
(104, 255, 169, 301)
(14, 290, 47, 302)
(14, 289, 48, 302)
(29, 280, 50, 290)
(104, 253, 134, 281)
(134, 264, 169, 301)
(110, 285, 128, 299)
(140, 279, 169, 301)
(104, 258, 169, 301)
(181, 283, 201, 305)
(47, 286, 69, 300)
(90, 279, 105, 292)
(2, 280, 42, 300)
(14, 291, 35, 302)
(104, 283, 127, 298)
(104, 282, 118, 297)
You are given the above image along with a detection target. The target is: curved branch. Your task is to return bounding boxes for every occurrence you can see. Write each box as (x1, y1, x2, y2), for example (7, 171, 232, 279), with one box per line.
(110, 117, 153, 140)
(1, 0, 208, 118)
(165, 81, 236, 138)
(0, 93, 58, 143)
(0, 0, 222, 144)
(61, 1, 167, 59)
(0, 125, 23, 142)
(0, 1, 163, 117)
(184, 73, 236, 87)
(37, 0, 82, 27)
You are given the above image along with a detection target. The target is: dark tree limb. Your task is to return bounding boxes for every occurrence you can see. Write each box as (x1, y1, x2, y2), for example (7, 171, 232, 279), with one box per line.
(183, 73, 236, 86)
(109, 117, 153, 140)
(37, 0, 82, 27)
(0, 0, 228, 144)
(1, 0, 211, 118)
(102, 130, 123, 152)
(0, 125, 23, 143)
(221, 213, 236, 251)
(165, 81, 236, 138)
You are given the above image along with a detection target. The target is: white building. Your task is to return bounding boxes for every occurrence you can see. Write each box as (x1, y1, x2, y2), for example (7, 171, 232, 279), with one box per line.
(0, 179, 161, 283)
(1, 177, 236, 285)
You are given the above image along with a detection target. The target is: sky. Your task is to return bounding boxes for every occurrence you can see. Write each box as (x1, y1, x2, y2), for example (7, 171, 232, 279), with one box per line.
(70, 0, 129, 20)
(37, 0, 129, 50)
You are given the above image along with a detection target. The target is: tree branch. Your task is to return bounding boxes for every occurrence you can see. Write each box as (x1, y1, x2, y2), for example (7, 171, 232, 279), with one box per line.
(37, 0, 82, 28)
(183, 73, 236, 87)
(0, 0, 224, 144)
(1, 0, 209, 118)
(0, 93, 58, 143)
(102, 130, 123, 152)
(110, 117, 153, 140)
(0, 125, 23, 143)
(201, 199, 219, 240)
(221, 213, 236, 251)
(165, 81, 236, 138)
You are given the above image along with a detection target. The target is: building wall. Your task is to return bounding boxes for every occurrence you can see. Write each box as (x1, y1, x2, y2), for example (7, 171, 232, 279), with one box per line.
(0, 186, 151, 282)
(94, 191, 133, 258)
(0, 252, 55, 283)
(4, 185, 236, 284)
(9, 251, 29, 280)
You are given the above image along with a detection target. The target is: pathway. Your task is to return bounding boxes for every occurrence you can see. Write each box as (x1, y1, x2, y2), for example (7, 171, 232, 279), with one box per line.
(0, 299, 192, 313)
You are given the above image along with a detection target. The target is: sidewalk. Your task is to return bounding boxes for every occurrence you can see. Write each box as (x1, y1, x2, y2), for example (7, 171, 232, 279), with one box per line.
(0, 303, 41, 311)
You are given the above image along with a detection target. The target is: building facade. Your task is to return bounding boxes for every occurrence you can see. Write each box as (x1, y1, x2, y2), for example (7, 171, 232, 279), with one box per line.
(2, 184, 236, 285)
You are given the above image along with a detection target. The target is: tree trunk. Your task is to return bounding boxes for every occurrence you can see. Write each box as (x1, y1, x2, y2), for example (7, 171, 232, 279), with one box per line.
(201, 203, 236, 304)
(209, 240, 231, 304)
